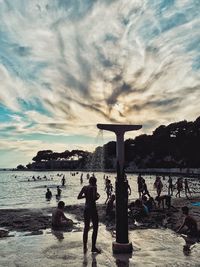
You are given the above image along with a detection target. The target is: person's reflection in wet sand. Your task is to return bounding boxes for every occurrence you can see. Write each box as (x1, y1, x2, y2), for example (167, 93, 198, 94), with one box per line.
(51, 229, 64, 242)
(82, 253, 98, 267)
(91, 253, 97, 267)
(113, 253, 131, 267)
(182, 235, 197, 256)
(82, 253, 88, 267)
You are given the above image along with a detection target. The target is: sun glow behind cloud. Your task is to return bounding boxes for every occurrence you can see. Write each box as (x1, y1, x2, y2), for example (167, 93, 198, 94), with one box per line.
(0, 0, 199, 167)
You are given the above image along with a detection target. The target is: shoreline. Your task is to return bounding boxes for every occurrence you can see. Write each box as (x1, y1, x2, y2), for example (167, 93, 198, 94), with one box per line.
(0, 196, 200, 238)
(7, 168, 200, 178)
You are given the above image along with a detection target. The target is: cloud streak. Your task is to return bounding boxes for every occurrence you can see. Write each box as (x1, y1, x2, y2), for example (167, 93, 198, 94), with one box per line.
(0, 0, 199, 166)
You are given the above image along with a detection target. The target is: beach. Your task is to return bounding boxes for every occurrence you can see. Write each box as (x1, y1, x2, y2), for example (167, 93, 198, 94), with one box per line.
(0, 195, 200, 235)
(0, 196, 200, 266)
(0, 171, 200, 266)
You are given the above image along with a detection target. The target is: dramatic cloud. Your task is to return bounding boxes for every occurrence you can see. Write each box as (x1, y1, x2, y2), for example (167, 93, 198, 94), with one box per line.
(0, 0, 199, 166)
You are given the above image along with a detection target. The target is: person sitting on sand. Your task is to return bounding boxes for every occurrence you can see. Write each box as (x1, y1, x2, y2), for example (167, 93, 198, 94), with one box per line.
(176, 206, 199, 238)
(130, 199, 149, 221)
(52, 201, 73, 230)
(142, 196, 156, 212)
(106, 194, 115, 220)
(77, 176, 101, 254)
(46, 188, 52, 200)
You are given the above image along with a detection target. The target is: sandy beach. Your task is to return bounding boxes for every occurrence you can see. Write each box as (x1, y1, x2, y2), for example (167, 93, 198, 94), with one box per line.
(1, 195, 200, 236)
(0, 195, 200, 267)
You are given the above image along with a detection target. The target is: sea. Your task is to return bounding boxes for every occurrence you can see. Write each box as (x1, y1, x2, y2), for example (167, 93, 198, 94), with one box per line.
(0, 170, 199, 209)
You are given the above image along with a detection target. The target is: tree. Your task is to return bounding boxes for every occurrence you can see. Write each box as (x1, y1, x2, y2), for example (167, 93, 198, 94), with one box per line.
(17, 164, 26, 170)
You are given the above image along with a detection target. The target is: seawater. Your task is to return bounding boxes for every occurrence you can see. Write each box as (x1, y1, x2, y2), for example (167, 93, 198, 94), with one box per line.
(0, 170, 199, 209)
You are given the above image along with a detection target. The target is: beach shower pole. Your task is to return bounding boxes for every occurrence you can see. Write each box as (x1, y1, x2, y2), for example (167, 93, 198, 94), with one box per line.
(97, 124, 142, 254)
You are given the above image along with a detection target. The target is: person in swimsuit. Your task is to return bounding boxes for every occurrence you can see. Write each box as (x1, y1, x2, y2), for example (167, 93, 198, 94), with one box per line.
(77, 176, 101, 254)
(137, 173, 143, 198)
(176, 206, 198, 237)
(52, 201, 73, 229)
(46, 188, 52, 200)
(167, 176, 173, 196)
(184, 178, 191, 198)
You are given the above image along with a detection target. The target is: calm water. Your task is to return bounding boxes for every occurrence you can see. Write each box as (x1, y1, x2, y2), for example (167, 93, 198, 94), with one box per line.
(0, 170, 199, 209)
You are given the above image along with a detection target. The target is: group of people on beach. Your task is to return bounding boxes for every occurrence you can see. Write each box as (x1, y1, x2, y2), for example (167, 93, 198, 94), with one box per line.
(50, 172, 199, 255)
(52, 175, 101, 253)
(128, 174, 193, 219)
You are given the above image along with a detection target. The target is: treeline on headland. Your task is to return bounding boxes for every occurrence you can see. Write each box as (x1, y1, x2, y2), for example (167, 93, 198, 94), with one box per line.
(17, 116, 200, 171)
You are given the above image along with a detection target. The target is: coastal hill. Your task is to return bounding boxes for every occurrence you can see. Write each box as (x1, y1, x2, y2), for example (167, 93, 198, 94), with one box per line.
(18, 116, 200, 171)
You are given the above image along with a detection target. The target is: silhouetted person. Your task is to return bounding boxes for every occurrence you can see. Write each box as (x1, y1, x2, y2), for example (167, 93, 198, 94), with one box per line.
(145, 197, 156, 212)
(134, 199, 149, 220)
(106, 194, 115, 220)
(105, 179, 113, 204)
(177, 206, 198, 238)
(141, 178, 151, 198)
(61, 176, 66, 186)
(184, 178, 191, 198)
(175, 177, 183, 198)
(137, 173, 143, 198)
(154, 176, 163, 197)
(131, 199, 149, 221)
(46, 188, 52, 200)
(124, 174, 131, 196)
(77, 176, 101, 254)
(168, 176, 173, 196)
(56, 186, 62, 198)
(52, 201, 73, 229)
(80, 173, 83, 184)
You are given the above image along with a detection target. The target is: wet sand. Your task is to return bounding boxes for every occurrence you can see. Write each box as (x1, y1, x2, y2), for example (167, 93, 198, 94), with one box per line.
(0, 196, 200, 237)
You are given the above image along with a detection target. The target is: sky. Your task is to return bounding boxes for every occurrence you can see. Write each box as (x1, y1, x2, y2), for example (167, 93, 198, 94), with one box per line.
(0, 0, 199, 168)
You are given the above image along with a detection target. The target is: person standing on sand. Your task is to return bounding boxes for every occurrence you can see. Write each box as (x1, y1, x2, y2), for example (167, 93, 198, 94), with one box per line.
(141, 178, 151, 198)
(184, 178, 191, 198)
(175, 177, 183, 198)
(105, 179, 113, 204)
(77, 176, 101, 254)
(154, 176, 163, 197)
(167, 176, 173, 196)
(137, 173, 143, 198)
